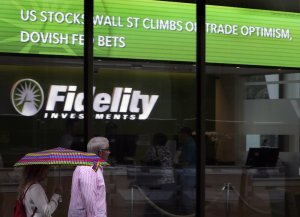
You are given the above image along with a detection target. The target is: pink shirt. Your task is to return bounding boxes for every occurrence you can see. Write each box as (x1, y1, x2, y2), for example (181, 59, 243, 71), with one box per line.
(68, 166, 107, 217)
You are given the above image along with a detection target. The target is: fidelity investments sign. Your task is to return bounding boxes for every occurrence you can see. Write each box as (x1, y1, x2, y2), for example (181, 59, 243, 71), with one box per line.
(11, 79, 159, 120)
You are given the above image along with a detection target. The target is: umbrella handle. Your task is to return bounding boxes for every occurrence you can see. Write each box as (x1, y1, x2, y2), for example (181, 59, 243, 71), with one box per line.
(58, 166, 62, 203)
(59, 167, 61, 185)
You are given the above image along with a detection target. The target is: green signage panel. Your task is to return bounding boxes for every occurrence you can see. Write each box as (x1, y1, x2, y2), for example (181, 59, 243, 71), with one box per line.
(206, 5, 300, 68)
(0, 0, 195, 62)
(1, 1, 300, 68)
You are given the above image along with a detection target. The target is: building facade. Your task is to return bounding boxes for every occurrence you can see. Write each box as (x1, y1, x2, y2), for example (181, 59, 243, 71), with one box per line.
(0, 0, 299, 217)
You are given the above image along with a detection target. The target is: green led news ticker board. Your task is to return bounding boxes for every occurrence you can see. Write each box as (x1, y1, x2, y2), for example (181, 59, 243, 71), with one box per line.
(0, 0, 195, 62)
(1, 1, 300, 67)
(206, 6, 299, 67)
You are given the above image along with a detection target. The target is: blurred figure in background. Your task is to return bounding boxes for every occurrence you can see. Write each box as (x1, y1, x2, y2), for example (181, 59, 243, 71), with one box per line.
(144, 132, 174, 185)
(178, 127, 196, 214)
(60, 120, 84, 151)
(178, 127, 196, 167)
(142, 133, 176, 216)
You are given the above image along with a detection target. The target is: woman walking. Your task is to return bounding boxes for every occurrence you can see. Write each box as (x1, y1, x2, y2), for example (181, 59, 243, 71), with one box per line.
(18, 165, 62, 217)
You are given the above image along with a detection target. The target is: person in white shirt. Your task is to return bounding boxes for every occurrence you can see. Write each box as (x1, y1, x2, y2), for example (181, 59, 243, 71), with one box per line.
(19, 165, 62, 217)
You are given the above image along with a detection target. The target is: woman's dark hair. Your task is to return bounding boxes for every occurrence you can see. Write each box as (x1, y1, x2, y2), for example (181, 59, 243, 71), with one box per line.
(19, 165, 49, 195)
(152, 133, 168, 147)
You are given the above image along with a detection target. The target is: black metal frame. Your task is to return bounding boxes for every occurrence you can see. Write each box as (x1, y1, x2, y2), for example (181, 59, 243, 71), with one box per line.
(84, 0, 94, 143)
(196, 1, 206, 217)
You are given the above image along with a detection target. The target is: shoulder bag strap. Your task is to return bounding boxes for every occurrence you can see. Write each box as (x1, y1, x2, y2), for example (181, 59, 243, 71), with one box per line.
(21, 183, 37, 217)
(20, 183, 33, 200)
(31, 207, 37, 217)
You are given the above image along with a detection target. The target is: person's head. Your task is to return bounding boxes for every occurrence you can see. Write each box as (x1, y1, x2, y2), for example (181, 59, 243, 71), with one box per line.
(152, 133, 168, 147)
(87, 137, 110, 160)
(65, 119, 80, 134)
(105, 121, 118, 135)
(22, 165, 49, 185)
(178, 127, 193, 142)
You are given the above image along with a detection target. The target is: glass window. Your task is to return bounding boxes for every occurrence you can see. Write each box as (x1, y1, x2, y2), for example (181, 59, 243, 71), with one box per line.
(92, 64, 197, 217)
(205, 1, 300, 216)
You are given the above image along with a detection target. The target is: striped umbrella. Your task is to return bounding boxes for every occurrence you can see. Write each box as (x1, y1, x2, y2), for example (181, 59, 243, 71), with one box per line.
(14, 147, 109, 169)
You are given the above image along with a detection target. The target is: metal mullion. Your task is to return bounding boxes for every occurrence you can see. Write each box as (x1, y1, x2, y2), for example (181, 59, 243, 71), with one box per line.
(84, 0, 94, 144)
